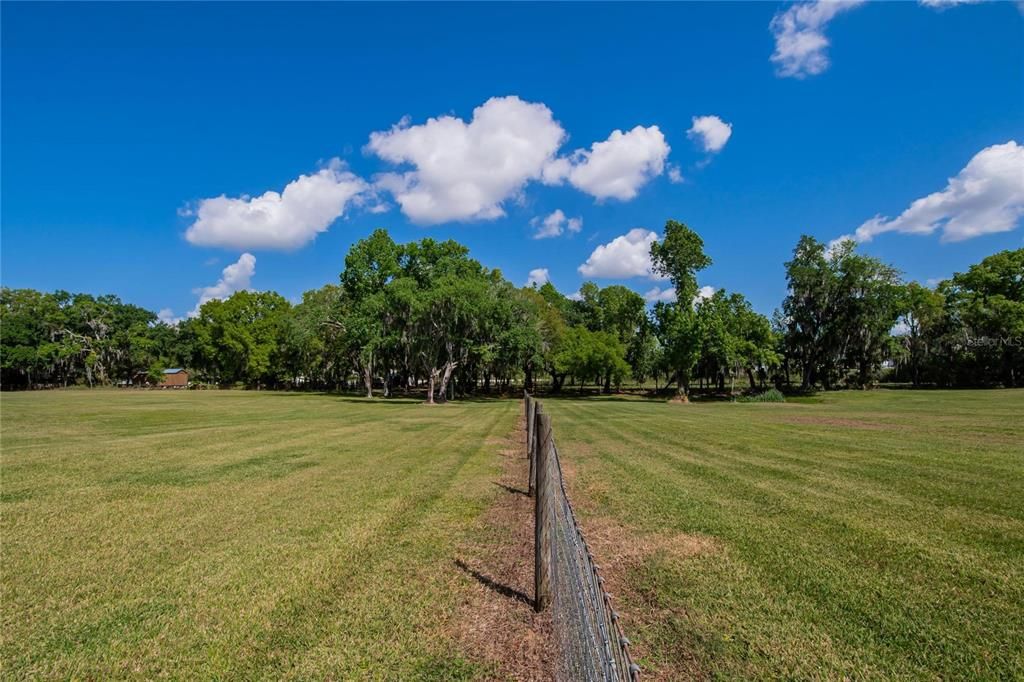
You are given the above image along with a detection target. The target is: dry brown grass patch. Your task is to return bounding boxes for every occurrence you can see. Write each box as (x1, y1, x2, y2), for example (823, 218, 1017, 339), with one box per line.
(452, 413, 554, 680)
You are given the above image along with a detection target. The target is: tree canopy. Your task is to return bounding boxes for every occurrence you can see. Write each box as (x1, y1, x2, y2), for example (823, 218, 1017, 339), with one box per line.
(3, 226, 1021, 395)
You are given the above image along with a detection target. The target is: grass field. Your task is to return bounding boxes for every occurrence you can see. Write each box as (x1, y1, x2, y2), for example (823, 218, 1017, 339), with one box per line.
(0, 390, 517, 679)
(2, 389, 1022, 679)
(543, 390, 1024, 679)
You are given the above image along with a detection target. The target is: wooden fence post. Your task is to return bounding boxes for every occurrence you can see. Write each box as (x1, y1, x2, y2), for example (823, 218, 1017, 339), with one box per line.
(525, 394, 533, 460)
(527, 398, 536, 496)
(534, 409, 552, 612)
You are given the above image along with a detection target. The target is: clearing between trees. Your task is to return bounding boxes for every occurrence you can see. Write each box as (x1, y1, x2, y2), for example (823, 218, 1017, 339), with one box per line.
(1, 389, 1021, 679)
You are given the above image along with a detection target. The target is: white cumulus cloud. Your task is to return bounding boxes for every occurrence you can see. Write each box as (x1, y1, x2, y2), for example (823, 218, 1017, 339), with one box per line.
(667, 164, 684, 184)
(157, 308, 183, 326)
(695, 285, 718, 303)
(366, 96, 566, 224)
(546, 126, 670, 201)
(185, 161, 367, 250)
(688, 115, 733, 153)
(192, 252, 256, 314)
(531, 209, 582, 239)
(578, 228, 665, 279)
(644, 284, 717, 306)
(770, 1, 866, 78)
(854, 141, 1024, 243)
(643, 286, 677, 303)
(525, 268, 551, 287)
(158, 253, 257, 324)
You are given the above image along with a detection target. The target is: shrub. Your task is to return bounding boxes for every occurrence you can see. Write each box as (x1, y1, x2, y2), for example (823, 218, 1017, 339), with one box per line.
(736, 388, 786, 403)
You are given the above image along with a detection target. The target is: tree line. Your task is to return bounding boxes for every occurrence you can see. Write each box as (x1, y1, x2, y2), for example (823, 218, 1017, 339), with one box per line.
(3, 222, 1022, 397)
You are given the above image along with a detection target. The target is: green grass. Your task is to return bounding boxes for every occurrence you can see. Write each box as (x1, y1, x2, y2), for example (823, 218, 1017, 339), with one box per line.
(1, 390, 517, 680)
(4, 389, 1022, 679)
(542, 389, 1024, 679)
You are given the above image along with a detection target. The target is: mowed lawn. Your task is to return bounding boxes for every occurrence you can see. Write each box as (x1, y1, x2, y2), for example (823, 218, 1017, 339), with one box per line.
(4, 389, 1022, 680)
(543, 390, 1024, 679)
(0, 390, 518, 680)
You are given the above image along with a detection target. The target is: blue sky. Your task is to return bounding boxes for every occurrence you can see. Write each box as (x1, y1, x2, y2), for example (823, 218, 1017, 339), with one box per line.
(2, 2, 1022, 320)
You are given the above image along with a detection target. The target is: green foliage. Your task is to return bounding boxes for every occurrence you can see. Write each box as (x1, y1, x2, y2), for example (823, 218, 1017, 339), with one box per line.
(695, 290, 780, 393)
(936, 249, 1024, 386)
(3, 230, 1019, 394)
(649, 219, 713, 301)
(735, 387, 786, 402)
(652, 300, 703, 395)
(648, 220, 718, 397)
(188, 290, 292, 387)
(554, 326, 630, 392)
(782, 236, 906, 390)
(0, 288, 166, 388)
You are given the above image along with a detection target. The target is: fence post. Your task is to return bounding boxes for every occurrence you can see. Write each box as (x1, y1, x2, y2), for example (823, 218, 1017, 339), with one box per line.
(527, 397, 536, 496)
(534, 409, 552, 612)
(525, 394, 533, 460)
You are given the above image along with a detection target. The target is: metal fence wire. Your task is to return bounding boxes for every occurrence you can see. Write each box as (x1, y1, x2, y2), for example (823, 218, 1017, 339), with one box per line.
(525, 393, 640, 682)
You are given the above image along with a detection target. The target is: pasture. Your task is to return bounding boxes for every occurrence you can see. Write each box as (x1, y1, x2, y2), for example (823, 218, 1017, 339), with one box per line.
(543, 390, 1024, 679)
(2, 389, 1021, 679)
(0, 390, 517, 679)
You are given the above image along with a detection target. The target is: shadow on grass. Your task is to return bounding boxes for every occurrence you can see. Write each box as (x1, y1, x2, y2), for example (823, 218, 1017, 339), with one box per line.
(535, 392, 656, 403)
(536, 390, 733, 403)
(326, 391, 519, 405)
(492, 481, 529, 497)
(454, 559, 532, 606)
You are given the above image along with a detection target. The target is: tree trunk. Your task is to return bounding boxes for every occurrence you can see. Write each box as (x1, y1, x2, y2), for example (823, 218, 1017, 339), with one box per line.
(437, 361, 456, 403)
(362, 364, 373, 399)
(676, 370, 690, 401)
(427, 368, 438, 404)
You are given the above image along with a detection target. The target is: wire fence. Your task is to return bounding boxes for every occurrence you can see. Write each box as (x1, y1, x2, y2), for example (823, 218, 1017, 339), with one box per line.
(525, 392, 640, 682)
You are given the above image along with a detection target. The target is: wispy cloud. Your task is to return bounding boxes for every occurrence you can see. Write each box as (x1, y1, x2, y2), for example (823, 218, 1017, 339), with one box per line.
(770, 1, 866, 78)
(530, 209, 582, 239)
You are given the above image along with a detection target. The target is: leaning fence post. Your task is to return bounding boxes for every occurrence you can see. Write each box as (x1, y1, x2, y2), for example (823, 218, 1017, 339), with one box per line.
(534, 408, 552, 612)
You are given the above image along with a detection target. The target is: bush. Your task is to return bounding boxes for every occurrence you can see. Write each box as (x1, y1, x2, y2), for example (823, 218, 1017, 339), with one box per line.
(736, 388, 786, 403)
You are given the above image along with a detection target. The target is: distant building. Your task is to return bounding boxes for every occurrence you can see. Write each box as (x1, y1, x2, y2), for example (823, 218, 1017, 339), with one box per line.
(159, 368, 189, 388)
